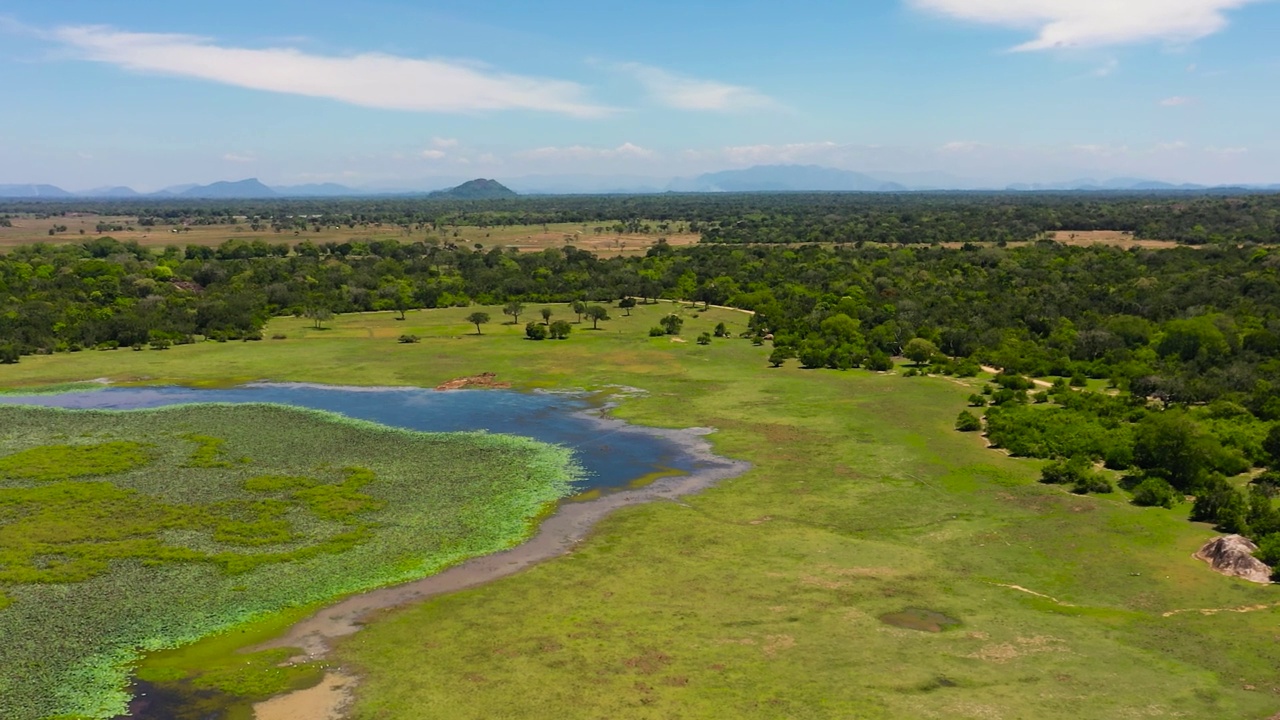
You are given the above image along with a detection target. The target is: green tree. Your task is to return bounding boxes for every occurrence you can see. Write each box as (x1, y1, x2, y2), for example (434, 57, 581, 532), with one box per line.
(525, 322, 547, 340)
(466, 311, 490, 335)
(619, 297, 637, 316)
(584, 305, 610, 329)
(904, 338, 939, 366)
(697, 332, 712, 345)
(769, 346, 795, 368)
(549, 320, 573, 340)
(540, 307, 554, 325)
(503, 302, 525, 324)
(1131, 477, 1180, 509)
(572, 300, 587, 323)
(304, 305, 334, 330)
(1263, 424, 1280, 467)
(714, 322, 728, 338)
(660, 314, 684, 335)
(1133, 412, 1209, 491)
(955, 411, 982, 432)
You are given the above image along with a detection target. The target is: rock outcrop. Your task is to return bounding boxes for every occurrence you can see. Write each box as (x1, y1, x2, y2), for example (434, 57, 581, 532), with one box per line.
(1194, 535, 1273, 584)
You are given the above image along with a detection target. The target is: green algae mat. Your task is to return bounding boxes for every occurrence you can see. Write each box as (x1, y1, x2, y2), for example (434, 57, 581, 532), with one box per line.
(0, 403, 578, 719)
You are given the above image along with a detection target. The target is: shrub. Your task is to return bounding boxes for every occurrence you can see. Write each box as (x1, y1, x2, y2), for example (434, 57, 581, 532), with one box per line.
(524, 323, 547, 341)
(149, 339, 172, 351)
(968, 394, 988, 407)
(398, 334, 421, 344)
(769, 346, 795, 368)
(1254, 533, 1280, 568)
(1041, 455, 1111, 494)
(955, 411, 982, 432)
(1131, 474, 1177, 507)
(696, 332, 712, 346)
(714, 322, 728, 338)
(0, 343, 18, 364)
(548, 320, 572, 340)
(865, 353, 894, 372)
(648, 326, 666, 338)
(271, 334, 287, 340)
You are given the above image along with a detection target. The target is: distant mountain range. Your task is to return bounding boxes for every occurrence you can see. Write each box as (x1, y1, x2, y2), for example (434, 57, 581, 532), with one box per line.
(2, 167, 1278, 199)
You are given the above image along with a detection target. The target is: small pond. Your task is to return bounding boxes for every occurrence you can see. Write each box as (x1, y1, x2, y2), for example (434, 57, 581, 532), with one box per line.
(0, 383, 698, 492)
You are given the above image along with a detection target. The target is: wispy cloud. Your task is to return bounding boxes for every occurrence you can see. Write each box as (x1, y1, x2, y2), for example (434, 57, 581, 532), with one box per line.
(431, 137, 459, 148)
(1092, 58, 1119, 77)
(1160, 95, 1195, 106)
(909, 0, 1265, 50)
(222, 152, 256, 163)
(617, 63, 777, 111)
(517, 142, 654, 160)
(45, 25, 611, 118)
(420, 149, 447, 160)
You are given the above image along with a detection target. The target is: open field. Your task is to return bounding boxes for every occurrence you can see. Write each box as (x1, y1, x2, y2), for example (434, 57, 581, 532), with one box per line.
(2, 303, 1279, 720)
(0, 215, 698, 256)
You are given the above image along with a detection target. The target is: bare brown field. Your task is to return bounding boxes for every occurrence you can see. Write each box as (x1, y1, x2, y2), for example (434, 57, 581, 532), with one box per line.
(1049, 230, 1181, 249)
(0, 215, 697, 256)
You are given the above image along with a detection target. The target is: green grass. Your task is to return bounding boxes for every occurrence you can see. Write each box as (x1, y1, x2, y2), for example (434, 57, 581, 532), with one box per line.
(0, 404, 578, 719)
(4, 302, 1279, 719)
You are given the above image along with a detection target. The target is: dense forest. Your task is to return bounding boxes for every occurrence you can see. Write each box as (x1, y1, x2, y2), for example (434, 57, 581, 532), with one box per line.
(3, 195, 1280, 576)
(4, 191, 1279, 244)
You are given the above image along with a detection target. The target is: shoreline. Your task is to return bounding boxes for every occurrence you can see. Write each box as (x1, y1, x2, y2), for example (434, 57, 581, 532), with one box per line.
(254, 416, 750, 661)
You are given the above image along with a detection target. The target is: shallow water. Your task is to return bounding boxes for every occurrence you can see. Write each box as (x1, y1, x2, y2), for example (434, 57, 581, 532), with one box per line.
(0, 384, 698, 491)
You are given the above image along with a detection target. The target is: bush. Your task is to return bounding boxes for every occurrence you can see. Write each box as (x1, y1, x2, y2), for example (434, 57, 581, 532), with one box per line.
(968, 394, 988, 407)
(696, 332, 712, 345)
(0, 343, 19, 364)
(865, 352, 894, 372)
(1254, 533, 1280, 568)
(1041, 455, 1111, 493)
(149, 339, 172, 351)
(1131, 477, 1181, 508)
(648, 326, 665, 338)
(524, 323, 547, 341)
(954, 360, 981, 378)
(548, 320, 573, 340)
(398, 334, 421, 344)
(955, 411, 982, 432)
(271, 334, 287, 340)
(768, 346, 795, 368)
(714, 322, 728, 338)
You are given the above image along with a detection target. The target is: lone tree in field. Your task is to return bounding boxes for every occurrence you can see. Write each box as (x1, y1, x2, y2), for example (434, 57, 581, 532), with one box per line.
(660, 314, 684, 335)
(466, 311, 490, 335)
(540, 307, 554, 325)
(572, 300, 587, 323)
(768, 346, 795, 368)
(503, 302, 525, 325)
(305, 305, 334, 330)
(619, 297, 637, 316)
(904, 338, 939, 366)
(549, 320, 573, 339)
(585, 305, 610, 329)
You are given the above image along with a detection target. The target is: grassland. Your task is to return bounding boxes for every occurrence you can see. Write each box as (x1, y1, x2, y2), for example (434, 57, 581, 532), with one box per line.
(0, 215, 698, 255)
(0, 404, 577, 719)
(2, 303, 1279, 719)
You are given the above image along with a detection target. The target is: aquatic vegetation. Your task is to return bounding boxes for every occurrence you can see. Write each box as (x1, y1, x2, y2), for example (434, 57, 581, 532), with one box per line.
(0, 403, 579, 720)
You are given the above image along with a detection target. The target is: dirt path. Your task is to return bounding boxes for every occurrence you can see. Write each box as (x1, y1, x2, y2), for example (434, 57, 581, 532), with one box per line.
(980, 365, 1054, 389)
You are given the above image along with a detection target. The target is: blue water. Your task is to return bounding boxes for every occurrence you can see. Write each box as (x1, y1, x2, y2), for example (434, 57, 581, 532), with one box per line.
(0, 384, 695, 491)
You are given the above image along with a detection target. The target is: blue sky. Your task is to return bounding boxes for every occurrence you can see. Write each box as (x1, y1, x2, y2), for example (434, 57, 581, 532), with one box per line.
(2, 0, 1278, 190)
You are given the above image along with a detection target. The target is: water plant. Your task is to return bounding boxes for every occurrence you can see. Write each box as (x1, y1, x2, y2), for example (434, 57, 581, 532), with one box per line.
(0, 403, 579, 719)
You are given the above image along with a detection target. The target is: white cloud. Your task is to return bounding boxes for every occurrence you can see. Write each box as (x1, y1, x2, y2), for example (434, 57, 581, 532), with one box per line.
(431, 137, 459, 148)
(1156, 140, 1190, 151)
(420, 149, 447, 160)
(714, 142, 839, 165)
(517, 142, 654, 160)
(617, 63, 776, 111)
(1160, 95, 1195, 106)
(48, 25, 611, 118)
(909, 0, 1265, 50)
(1092, 58, 1119, 77)
(940, 140, 983, 153)
(222, 152, 256, 163)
